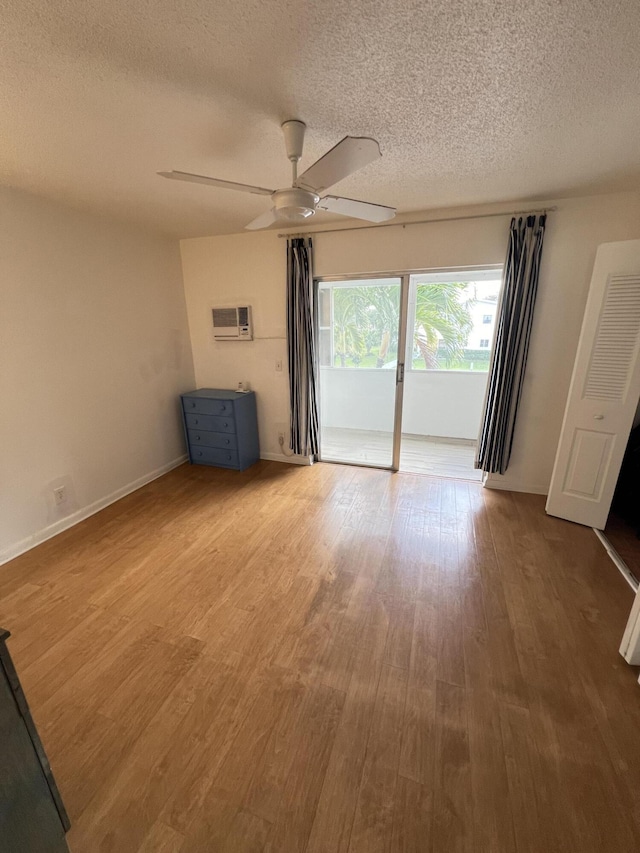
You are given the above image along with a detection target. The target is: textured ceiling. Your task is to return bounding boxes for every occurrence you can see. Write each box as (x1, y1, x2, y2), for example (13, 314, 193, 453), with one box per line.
(2, 0, 640, 238)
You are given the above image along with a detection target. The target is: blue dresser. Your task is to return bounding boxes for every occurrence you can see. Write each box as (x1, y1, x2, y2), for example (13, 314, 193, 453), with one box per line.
(181, 389, 260, 471)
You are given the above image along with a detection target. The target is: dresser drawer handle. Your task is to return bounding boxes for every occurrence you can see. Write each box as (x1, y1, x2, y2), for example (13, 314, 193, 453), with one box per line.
(225, 439, 230, 445)
(193, 418, 199, 425)
(191, 402, 196, 408)
(227, 455, 232, 460)
(224, 422, 228, 428)
(197, 450, 203, 457)
(195, 435, 200, 440)
(221, 405, 227, 412)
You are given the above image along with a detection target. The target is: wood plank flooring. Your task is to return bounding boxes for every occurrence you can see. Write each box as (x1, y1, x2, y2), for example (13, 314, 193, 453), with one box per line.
(1, 460, 640, 852)
(320, 428, 482, 480)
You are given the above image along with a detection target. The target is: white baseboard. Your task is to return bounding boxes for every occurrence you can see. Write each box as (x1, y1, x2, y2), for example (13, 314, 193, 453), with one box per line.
(483, 474, 548, 495)
(593, 528, 638, 592)
(0, 455, 188, 568)
(260, 452, 313, 466)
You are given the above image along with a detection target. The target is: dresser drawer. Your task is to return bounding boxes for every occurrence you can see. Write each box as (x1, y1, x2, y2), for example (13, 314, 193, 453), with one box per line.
(190, 446, 239, 468)
(185, 413, 235, 434)
(188, 429, 237, 450)
(182, 397, 234, 417)
(184, 412, 237, 433)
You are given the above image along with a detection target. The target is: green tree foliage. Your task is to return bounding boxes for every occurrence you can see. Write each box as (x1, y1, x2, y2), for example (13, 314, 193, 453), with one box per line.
(332, 287, 368, 367)
(330, 282, 473, 369)
(413, 282, 474, 368)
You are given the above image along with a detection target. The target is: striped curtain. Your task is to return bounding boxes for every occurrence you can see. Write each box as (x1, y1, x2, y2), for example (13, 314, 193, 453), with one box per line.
(287, 238, 319, 457)
(475, 214, 547, 474)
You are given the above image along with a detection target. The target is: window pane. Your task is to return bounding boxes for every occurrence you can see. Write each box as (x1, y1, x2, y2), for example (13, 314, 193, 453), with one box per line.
(318, 288, 331, 327)
(330, 284, 399, 368)
(409, 275, 500, 372)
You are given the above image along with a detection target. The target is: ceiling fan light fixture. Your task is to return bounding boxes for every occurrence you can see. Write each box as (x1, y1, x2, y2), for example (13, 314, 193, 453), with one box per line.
(278, 206, 316, 222)
(273, 187, 319, 222)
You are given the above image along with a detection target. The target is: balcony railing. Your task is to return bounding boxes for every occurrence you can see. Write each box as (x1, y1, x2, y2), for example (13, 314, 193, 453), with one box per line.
(319, 367, 487, 440)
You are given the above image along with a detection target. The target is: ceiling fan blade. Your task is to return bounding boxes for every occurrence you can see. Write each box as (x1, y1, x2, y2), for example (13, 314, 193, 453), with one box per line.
(158, 170, 274, 196)
(297, 136, 382, 193)
(317, 195, 396, 223)
(245, 208, 279, 231)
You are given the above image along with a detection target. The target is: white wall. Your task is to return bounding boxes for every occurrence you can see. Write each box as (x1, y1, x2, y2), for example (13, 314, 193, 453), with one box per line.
(320, 368, 487, 439)
(180, 231, 294, 461)
(0, 187, 195, 562)
(180, 190, 640, 493)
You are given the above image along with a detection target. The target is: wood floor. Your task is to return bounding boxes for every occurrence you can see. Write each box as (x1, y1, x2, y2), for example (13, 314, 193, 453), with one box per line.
(1, 460, 640, 852)
(321, 427, 482, 480)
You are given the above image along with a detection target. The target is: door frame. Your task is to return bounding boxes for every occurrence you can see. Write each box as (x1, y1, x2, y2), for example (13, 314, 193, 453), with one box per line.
(620, 588, 640, 671)
(314, 265, 502, 472)
(315, 272, 409, 471)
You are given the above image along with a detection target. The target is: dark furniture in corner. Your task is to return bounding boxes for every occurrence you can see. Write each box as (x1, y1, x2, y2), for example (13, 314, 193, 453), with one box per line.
(613, 425, 640, 535)
(181, 388, 260, 471)
(0, 628, 70, 853)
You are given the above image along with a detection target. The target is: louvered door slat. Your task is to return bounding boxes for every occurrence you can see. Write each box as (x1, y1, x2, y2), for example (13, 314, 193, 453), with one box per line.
(583, 274, 640, 402)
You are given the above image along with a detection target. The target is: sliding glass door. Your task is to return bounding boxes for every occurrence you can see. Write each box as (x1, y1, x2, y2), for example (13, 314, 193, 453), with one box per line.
(399, 269, 502, 479)
(316, 267, 502, 476)
(317, 276, 407, 469)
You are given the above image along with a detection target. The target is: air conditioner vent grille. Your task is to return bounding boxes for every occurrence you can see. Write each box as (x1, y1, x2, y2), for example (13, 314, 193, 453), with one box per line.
(212, 306, 253, 340)
(212, 308, 238, 328)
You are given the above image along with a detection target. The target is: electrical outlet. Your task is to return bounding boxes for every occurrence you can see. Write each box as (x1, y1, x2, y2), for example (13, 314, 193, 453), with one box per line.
(278, 431, 285, 446)
(53, 485, 66, 505)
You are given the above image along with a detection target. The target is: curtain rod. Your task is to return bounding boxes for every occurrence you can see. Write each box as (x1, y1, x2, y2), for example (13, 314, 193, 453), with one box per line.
(277, 206, 556, 239)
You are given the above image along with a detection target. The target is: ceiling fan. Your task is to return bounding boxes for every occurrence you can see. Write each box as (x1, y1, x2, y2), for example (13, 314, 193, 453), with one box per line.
(158, 120, 396, 230)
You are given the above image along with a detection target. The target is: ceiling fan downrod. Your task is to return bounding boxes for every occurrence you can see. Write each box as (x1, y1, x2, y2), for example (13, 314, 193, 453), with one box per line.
(281, 119, 306, 185)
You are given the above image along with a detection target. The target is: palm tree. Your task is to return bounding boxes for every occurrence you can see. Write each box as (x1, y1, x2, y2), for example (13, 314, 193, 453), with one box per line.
(332, 287, 368, 367)
(328, 281, 472, 369)
(413, 282, 473, 368)
(356, 281, 472, 369)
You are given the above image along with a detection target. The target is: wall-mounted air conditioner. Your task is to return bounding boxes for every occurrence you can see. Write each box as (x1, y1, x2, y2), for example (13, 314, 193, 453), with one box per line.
(212, 306, 253, 340)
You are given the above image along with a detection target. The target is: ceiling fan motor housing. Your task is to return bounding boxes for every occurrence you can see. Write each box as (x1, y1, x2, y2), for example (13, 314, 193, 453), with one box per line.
(281, 120, 306, 163)
(273, 187, 319, 222)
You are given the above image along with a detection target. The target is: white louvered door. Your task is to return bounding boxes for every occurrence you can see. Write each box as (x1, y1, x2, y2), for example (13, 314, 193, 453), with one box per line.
(546, 240, 640, 528)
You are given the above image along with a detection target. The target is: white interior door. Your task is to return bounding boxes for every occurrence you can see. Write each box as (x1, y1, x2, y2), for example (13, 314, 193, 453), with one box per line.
(546, 240, 640, 528)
